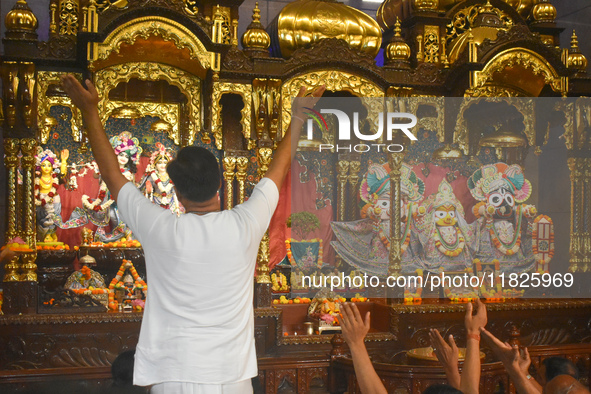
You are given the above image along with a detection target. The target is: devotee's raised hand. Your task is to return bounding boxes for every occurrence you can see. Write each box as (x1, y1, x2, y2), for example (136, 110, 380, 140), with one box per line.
(340, 302, 370, 346)
(0, 247, 17, 263)
(429, 329, 461, 389)
(60, 75, 99, 114)
(480, 328, 528, 372)
(291, 85, 326, 116)
(465, 298, 487, 334)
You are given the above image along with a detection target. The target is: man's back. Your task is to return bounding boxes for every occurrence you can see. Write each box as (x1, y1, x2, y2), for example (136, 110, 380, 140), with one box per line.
(117, 178, 279, 386)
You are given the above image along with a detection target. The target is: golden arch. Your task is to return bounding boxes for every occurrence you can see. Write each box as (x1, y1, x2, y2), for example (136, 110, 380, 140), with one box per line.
(281, 71, 384, 138)
(91, 16, 212, 71)
(472, 48, 567, 96)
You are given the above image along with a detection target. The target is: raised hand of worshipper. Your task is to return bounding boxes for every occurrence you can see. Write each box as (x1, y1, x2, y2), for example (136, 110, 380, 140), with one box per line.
(429, 329, 461, 389)
(60, 75, 99, 115)
(458, 299, 487, 394)
(481, 327, 542, 394)
(340, 303, 387, 394)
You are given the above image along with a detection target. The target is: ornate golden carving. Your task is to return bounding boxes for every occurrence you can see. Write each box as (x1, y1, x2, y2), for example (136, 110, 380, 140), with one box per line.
(37, 71, 84, 143)
(222, 156, 237, 210)
(4, 139, 20, 242)
(211, 80, 252, 150)
(107, 101, 180, 145)
(50, 3, 57, 34)
(235, 157, 249, 204)
(446, 3, 512, 46)
(21, 62, 36, 129)
(257, 148, 273, 180)
(91, 16, 211, 70)
(256, 232, 272, 284)
(281, 71, 383, 137)
(568, 157, 583, 272)
(183, 0, 198, 16)
(337, 161, 350, 222)
(473, 48, 567, 96)
(3, 62, 19, 128)
(59, 0, 79, 36)
(388, 152, 405, 277)
(453, 97, 535, 156)
(95, 62, 201, 146)
(20, 138, 37, 252)
(407, 97, 445, 142)
(21, 252, 38, 282)
(423, 25, 440, 64)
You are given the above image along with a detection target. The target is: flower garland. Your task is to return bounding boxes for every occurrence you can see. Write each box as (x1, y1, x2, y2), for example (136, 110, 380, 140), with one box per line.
(150, 171, 174, 206)
(34, 172, 59, 207)
(435, 226, 465, 257)
(82, 181, 114, 212)
(488, 206, 522, 256)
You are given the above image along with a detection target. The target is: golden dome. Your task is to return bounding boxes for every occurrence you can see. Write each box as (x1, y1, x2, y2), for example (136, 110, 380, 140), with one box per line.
(5, 0, 38, 33)
(567, 31, 588, 73)
(531, 0, 556, 21)
(242, 2, 271, 51)
(269, 0, 382, 58)
(386, 19, 411, 61)
(479, 129, 527, 148)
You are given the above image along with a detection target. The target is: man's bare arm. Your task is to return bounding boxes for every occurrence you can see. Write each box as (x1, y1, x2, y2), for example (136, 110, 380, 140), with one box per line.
(61, 75, 128, 201)
(264, 86, 325, 190)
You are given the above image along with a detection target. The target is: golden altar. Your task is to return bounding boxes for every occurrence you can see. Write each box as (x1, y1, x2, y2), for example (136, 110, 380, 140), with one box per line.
(1, 0, 591, 392)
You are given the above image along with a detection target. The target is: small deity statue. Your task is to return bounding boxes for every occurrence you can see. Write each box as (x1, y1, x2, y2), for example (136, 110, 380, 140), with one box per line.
(468, 163, 543, 273)
(415, 179, 477, 272)
(271, 271, 289, 292)
(139, 143, 181, 214)
(331, 163, 425, 277)
(35, 147, 69, 242)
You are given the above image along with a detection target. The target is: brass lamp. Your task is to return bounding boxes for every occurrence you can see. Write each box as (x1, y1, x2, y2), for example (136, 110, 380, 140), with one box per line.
(478, 127, 527, 148)
(110, 82, 141, 119)
(432, 143, 463, 160)
(150, 119, 172, 133)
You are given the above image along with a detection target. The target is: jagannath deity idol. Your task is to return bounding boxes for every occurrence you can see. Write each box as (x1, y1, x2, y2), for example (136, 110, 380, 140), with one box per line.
(58, 132, 142, 242)
(138, 142, 181, 215)
(415, 179, 477, 272)
(468, 163, 553, 274)
(34, 147, 69, 242)
(331, 162, 425, 277)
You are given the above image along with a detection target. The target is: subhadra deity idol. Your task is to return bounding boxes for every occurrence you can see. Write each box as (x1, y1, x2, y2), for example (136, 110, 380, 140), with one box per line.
(331, 163, 425, 277)
(415, 179, 477, 272)
(34, 147, 69, 242)
(468, 163, 553, 274)
(138, 143, 181, 215)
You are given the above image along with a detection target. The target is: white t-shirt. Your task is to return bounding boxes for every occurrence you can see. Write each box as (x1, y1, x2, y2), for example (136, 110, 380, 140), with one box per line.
(117, 177, 279, 386)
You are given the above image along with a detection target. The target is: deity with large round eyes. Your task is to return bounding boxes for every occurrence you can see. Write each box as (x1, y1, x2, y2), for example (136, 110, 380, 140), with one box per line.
(34, 147, 69, 242)
(331, 163, 425, 277)
(415, 179, 477, 272)
(468, 163, 545, 274)
(138, 143, 181, 215)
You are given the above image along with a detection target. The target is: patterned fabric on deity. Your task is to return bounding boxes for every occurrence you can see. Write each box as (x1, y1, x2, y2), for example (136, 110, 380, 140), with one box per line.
(468, 163, 536, 274)
(331, 163, 425, 277)
(415, 179, 477, 273)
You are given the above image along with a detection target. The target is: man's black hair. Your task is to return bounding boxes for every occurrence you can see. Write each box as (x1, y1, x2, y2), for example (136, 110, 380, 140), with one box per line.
(423, 384, 463, 394)
(542, 356, 579, 381)
(167, 146, 220, 203)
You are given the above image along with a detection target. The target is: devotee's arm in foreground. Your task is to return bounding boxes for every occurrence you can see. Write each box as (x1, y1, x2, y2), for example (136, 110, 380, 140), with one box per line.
(460, 299, 487, 394)
(429, 329, 461, 389)
(61, 75, 128, 201)
(340, 303, 388, 394)
(481, 328, 542, 394)
(0, 248, 17, 263)
(264, 85, 325, 190)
